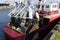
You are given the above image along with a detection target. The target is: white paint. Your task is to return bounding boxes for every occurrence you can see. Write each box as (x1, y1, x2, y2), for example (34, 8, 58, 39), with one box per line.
(44, 4, 50, 12)
(36, 12, 39, 20)
(44, 3, 59, 12)
(29, 6, 33, 19)
(50, 3, 59, 11)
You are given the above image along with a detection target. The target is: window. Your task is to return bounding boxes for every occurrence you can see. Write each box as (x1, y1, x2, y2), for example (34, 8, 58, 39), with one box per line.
(42, 5, 44, 8)
(46, 5, 49, 8)
(42, 5, 44, 10)
(59, 3, 60, 8)
(53, 5, 58, 8)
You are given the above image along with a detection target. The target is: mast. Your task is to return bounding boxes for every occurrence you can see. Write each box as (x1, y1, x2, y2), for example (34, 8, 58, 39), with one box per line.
(39, 0, 46, 10)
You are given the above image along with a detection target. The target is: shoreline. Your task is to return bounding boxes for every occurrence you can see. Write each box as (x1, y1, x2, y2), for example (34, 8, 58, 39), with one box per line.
(0, 6, 15, 10)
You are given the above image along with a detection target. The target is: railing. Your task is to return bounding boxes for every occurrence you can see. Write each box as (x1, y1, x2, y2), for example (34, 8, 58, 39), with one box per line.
(8, 4, 28, 18)
(8, 4, 24, 17)
(15, 5, 28, 17)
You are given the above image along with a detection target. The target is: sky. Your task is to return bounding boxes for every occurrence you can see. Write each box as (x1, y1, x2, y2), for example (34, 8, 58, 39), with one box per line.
(0, 0, 60, 4)
(0, 0, 19, 3)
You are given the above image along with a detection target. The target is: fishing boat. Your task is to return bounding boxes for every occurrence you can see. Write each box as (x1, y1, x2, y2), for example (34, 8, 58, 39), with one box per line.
(4, 0, 60, 40)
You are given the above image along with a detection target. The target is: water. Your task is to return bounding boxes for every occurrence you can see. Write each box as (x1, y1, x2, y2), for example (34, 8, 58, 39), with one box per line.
(0, 9, 13, 40)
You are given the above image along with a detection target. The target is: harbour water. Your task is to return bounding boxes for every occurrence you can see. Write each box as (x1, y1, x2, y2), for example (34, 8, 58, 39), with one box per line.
(0, 9, 13, 40)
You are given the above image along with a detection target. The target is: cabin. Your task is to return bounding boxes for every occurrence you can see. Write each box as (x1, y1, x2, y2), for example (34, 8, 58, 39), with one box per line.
(40, 2, 59, 15)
